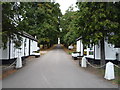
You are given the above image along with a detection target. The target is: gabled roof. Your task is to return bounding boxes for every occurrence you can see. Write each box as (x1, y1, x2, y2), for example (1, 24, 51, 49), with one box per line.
(76, 36, 82, 41)
(17, 31, 38, 42)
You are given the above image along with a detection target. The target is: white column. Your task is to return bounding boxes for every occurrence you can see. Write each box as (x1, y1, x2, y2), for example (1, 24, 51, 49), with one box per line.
(76, 40, 80, 52)
(16, 56, 22, 69)
(81, 56, 87, 67)
(104, 62, 115, 80)
(81, 41, 84, 56)
(58, 38, 60, 44)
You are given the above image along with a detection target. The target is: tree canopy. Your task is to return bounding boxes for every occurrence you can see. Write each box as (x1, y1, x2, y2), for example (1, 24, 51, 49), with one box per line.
(2, 2, 62, 48)
(1, 2, 120, 65)
(76, 2, 120, 45)
(60, 2, 120, 65)
(60, 8, 79, 46)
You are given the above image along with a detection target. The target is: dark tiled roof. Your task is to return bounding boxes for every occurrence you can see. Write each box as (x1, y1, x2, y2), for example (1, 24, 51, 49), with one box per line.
(17, 31, 38, 41)
(76, 37, 82, 41)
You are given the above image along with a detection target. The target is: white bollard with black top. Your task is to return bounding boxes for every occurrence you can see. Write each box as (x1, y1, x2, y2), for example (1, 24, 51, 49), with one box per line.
(104, 62, 115, 80)
(16, 56, 22, 69)
(81, 56, 87, 67)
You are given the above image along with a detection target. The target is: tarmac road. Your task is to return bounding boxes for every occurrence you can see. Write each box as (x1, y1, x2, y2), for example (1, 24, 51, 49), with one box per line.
(2, 45, 118, 88)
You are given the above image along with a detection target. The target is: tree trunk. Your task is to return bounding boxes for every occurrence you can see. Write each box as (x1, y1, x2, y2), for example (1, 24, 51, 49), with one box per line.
(83, 44, 85, 56)
(43, 44, 45, 49)
(100, 39, 105, 66)
(47, 43, 49, 48)
(50, 44, 52, 47)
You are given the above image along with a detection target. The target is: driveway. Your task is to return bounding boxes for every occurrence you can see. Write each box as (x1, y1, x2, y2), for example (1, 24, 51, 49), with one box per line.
(2, 45, 118, 88)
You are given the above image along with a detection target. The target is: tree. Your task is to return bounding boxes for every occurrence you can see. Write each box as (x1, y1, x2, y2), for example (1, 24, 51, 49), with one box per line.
(2, 2, 23, 49)
(18, 2, 62, 48)
(60, 7, 79, 47)
(107, 2, 120, 47)
(76, 2, 120, 65)
(2, 2, 62, 49)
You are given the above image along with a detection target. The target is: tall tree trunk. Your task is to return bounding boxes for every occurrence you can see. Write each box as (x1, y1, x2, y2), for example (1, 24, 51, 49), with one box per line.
(83, 44, 85, 56)
(43, 44, 45, 49)
(100, 39, 105, 66)
(50, 43, 52, 47)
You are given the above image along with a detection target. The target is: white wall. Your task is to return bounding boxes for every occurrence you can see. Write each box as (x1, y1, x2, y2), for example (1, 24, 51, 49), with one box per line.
(80, 40, 84, 56)
(76, 39, 119, 61)
(33, 41, 38, 51)
(105, 42, 117, 60)
(0, 41, 9, 60)
(20, 37, 25, 57)
(32, 40, 38, 52)
(30, 40, 38, 55)
(76, 40, 80, 52)
(95, 45, 101, 59)
(30, 40, 33, 55)
(76, 40, 84, 56)
(25, 38, 29, 56)
(10, 40, 15, 59)
(10, 36, 29, 58)
(1, 35, 39, 60)
(117, 48, 120, 61)
(94, 42, 118, 60)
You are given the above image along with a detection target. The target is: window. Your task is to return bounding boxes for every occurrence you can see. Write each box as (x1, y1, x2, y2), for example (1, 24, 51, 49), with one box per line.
(89, 51, 94, 55)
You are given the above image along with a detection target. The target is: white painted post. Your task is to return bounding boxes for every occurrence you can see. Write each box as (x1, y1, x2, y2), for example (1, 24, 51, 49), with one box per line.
(81, 56, 87, 67)
(16, 56, 22, 68)
(81, 41, 84, 56)
(104, 62, 115, 80)
(76, 40, 80, 52)
(58, 38, 60, 44)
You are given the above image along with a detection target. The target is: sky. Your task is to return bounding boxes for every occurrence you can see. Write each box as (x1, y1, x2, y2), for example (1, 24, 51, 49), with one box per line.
(55, 0, 78, 15)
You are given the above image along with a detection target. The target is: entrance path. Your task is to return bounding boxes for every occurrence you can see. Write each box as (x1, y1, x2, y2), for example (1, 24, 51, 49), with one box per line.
(3, 45, 118, 88)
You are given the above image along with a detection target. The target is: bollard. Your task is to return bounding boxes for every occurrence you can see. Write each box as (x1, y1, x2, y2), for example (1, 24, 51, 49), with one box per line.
(81, 56, 87, 67)
(16, 56, 22, 69)
(104, 62, 115, 80)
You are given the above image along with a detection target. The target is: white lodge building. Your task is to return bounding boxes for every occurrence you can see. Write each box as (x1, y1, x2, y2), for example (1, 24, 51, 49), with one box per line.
(76, 37, 120, 63)
(0, 32, 40, 64)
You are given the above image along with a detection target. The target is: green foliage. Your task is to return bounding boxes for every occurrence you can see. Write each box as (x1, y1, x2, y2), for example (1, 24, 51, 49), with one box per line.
(2, 2, 62, 48)
(76, 2, 120, 45)
(2, 2, 120, 51)
(2, 2, 22, 49)
(61, 2, 120, 65)
(18, 2, 62, 46)
(60, 9, 79, 46)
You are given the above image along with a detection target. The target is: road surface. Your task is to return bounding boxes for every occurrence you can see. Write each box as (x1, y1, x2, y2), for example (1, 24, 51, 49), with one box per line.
(3, 45, 118, 88)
